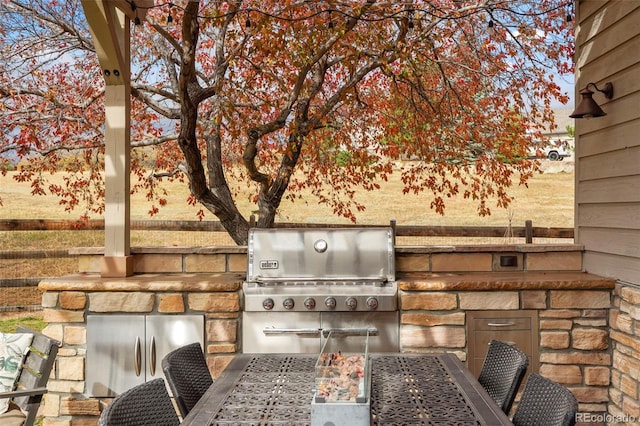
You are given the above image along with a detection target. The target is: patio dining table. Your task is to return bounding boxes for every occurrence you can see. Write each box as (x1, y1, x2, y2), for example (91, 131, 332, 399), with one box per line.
(181, 353, 512, 425)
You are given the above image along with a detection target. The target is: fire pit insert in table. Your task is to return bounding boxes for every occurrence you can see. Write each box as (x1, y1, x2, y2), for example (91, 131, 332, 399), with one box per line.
(311, 331, 371, 426)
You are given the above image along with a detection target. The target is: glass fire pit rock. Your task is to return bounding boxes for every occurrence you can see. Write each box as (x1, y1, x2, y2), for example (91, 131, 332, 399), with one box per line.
(311, 331, 371, 426)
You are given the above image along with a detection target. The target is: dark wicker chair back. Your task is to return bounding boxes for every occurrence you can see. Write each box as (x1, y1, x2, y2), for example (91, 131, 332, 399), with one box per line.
(0, 326, 61, 426)
(512, 373, 578, 426)
(477, 339, 529, 414)
(97, 378, 180, 426)
(161, 342, 213, 417)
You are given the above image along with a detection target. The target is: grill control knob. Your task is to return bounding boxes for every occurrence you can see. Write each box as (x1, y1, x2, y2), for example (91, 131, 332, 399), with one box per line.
(345, 297, 358, 310)
(324, 297, 337, 310)
(283, 298, 295, 310)
(262, 298, 275, 310)
(304, 298, 316, 310)
(366, 297, 379, 310)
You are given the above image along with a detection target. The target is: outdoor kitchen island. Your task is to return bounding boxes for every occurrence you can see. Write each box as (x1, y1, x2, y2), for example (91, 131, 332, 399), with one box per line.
(37, 243, 616, 424)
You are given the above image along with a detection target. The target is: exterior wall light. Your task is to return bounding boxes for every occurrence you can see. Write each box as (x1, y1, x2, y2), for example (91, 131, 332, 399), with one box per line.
(570, 82, 614, 118)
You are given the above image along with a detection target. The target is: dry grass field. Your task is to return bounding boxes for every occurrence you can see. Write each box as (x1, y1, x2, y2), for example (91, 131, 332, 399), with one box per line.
(1, 161, 574, 225)
(1, 161, 574, 312)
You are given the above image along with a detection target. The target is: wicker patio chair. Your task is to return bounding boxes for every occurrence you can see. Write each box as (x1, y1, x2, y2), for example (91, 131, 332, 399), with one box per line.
(97, 378, 180, 426)
(477, 339, 529, 414)
(0, 326, 61, 426)
(512, 373, 578, 426)
(161, 342, 213, 418)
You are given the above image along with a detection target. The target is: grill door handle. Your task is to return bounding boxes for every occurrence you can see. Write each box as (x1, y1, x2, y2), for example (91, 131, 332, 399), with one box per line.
(262, 328, 321, 336)
(323, 327, 378, 337)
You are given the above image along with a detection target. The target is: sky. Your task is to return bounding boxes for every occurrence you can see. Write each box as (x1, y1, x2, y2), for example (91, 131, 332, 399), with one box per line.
(554, 72, 575, 109)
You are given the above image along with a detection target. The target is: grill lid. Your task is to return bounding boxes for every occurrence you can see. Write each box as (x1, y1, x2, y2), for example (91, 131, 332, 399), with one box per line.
(246, 227, 395, 283)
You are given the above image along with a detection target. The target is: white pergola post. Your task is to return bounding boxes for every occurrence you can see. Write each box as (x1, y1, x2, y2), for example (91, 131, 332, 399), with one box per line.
(102, 82, 132, 277)
(81, 0, 152, 277)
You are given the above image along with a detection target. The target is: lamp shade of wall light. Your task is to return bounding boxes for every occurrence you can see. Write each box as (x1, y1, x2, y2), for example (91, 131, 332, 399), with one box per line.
(570, 82, 614, 118)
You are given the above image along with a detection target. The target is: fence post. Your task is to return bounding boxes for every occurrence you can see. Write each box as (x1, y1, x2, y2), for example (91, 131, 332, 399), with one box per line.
(389, 219, 396, 246)
(525, 220, 533, 244)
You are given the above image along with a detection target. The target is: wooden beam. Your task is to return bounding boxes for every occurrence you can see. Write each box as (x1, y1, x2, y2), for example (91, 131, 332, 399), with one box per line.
(81, 0, 153, 84)
(81, 1, 127, 84)
(105, 0, 154, 21)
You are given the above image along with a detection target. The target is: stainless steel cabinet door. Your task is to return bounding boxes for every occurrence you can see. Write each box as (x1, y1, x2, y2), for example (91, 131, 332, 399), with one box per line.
(145, 315, 205, 380)
(87, 315, 146, 397)
(86, 315, 204, 397)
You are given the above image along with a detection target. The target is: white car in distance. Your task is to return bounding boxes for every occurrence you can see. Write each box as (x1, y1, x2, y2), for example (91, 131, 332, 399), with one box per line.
(529, 139, 573, 161)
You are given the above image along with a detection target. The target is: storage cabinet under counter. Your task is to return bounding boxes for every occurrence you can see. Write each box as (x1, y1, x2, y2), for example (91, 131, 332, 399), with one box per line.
(86, 314, 204, 397)
(467, 310, 539, 378)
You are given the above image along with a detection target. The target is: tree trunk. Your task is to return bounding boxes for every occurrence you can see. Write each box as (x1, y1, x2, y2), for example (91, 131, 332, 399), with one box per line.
(177, 2, 251, 245)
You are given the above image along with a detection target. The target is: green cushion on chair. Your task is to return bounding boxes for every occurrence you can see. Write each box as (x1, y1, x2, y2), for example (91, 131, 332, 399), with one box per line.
(0, 332, 34, 415)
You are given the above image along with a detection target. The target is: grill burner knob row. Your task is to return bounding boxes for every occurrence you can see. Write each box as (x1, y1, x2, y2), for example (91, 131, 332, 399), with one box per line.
(283, 298, 295, 310)
(262, 298, 275, 310)
(304, 298, 316, 310)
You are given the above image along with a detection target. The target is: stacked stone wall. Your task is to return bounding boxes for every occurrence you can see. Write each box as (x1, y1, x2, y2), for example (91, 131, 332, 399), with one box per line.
(609, 282, 640, 424)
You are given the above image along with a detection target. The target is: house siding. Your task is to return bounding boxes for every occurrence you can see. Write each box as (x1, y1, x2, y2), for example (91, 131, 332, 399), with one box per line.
(575, 0, 640, 284)
(576, 1, 640, 423)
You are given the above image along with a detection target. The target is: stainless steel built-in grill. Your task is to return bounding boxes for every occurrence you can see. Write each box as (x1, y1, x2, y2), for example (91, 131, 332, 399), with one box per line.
(242, 227, 399, 353)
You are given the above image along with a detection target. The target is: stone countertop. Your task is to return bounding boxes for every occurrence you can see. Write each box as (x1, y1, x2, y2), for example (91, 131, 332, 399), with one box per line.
(397, 271, 616, 291)
(39, 271, 616, 293)
(38, 272, 244, 292)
